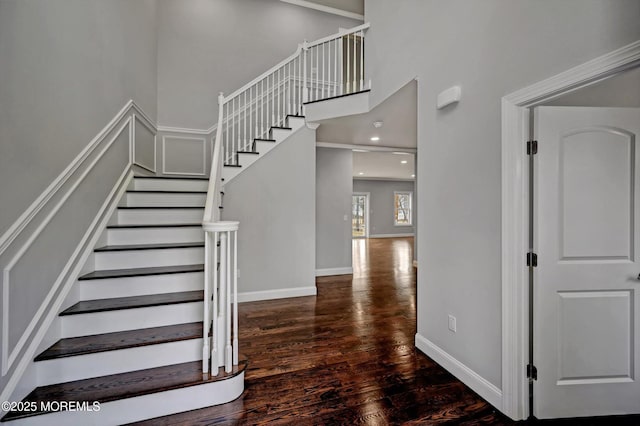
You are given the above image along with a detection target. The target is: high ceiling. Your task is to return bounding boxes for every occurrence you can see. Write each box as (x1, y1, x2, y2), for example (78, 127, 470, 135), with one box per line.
(302, 0, 363, 15)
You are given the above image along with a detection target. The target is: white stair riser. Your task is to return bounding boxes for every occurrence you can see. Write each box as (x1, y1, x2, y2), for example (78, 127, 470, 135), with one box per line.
(62, 302, 203, 337)
(237, 154, 260, 169)
(107, 227, 204, 245)
(122, 192, 206, 207)
(255, 140, 276, 156)
(117, 208, 204, 225)
(16, 372, 244, 426)
(79, 272, 204, 300)
(36, 339, 202, 386)
(271, 128, 291, 142)
(222, 166, 242, 183)
(287, 116, 306, 128)
(94, 247, 203, 270)
(133, 178, 208, 192)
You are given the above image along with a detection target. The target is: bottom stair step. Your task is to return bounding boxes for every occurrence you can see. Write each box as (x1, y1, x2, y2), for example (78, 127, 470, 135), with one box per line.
(1, 359, 247, 423)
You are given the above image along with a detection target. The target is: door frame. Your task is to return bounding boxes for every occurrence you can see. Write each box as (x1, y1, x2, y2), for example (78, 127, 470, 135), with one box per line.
(352, 192, 370, 238)
(500, 40, 640, 420)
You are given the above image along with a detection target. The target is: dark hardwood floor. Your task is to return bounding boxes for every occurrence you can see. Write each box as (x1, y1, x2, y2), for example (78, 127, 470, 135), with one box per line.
(134, 237, 640, 425)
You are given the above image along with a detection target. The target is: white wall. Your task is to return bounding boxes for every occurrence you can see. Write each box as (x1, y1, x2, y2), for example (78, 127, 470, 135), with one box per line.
(0, 0, 157, 238)
(222, 127, 316, 299)
(365, 0, 640, 390)
(352, 179, 415, 236)
(156, 0, 360, 129)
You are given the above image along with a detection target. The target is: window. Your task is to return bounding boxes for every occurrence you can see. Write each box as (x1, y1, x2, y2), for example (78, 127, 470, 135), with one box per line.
(394, 191, 412, 226)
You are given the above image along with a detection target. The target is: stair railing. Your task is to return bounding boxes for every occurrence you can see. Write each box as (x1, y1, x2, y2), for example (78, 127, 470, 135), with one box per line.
(201, 22, 370, 375)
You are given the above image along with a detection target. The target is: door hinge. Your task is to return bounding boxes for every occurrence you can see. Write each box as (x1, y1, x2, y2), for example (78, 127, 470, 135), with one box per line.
(527, 364, 538, 381)
(527, 140, 538, 155)
(526, 252, 538, 267)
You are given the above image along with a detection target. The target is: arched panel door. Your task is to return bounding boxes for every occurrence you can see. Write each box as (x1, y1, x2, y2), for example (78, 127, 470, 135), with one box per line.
(535, 107, 640, 419)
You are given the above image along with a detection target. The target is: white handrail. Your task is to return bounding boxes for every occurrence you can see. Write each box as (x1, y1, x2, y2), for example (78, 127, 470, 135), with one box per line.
(200, 23, 371, 375)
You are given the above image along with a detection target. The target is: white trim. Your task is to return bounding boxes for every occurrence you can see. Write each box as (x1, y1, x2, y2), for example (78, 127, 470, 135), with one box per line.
(353, 176, 415, 182)
(157, 124, 214, 135)
(352, 192, 370, 238)
(161, 135, 207, 176)
(415, 333, 503, 411)
(1, 119, 131, 376)
(133, 114, 157, 173)
(315, 267, 353, 276)
(238, 286, 317, 302)
(368, 233, 414, 238)
(501, 39, 640, 420)
(280, 0, 364, 21)
(317, 141, 417, 153)
(0, 169, 134, 401)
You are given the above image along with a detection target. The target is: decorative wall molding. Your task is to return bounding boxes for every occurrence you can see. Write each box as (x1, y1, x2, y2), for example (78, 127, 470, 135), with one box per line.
(316, 142, 417, 153)
(1, 118, 132, 376)
(501, 39, 640, 420)
(415, 333, 503, 411)
(315, 267, 353, 277)
(238, 286, 317, 303)
(157, 125, 214, 135)
(161, 136, 208, 176)
(133, 113, 157, 173)
(279, 0, 364, 21)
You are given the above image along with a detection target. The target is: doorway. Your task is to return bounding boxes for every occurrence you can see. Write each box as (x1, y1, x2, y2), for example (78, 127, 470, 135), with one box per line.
(501, 40, 640, 420)
(352, 193, 369, 238)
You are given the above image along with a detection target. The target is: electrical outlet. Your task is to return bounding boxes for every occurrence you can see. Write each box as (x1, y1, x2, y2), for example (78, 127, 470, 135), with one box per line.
(448, 315, 457, 333)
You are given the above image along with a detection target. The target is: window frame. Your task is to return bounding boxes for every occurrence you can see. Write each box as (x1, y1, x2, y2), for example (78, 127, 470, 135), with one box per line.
(393, 191, 413, 226)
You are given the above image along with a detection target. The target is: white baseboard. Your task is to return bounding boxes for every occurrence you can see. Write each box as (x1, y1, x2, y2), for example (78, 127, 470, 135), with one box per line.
(415, 333, 503, 411)
(238, 286, 317, 303)
(369, 233, 415, 238)
(315, 267, 353, 277)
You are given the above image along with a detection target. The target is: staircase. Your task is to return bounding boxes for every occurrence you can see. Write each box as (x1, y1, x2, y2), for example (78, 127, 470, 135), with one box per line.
(1, 176, 245, 426)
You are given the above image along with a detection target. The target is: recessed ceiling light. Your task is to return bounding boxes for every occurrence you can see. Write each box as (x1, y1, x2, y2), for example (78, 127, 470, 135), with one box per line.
(392, 152, 410, 155)
(359, 172, 364, 175)
(411, 174, 415, 178)
(352, 149, 369, 153)
(401, 160, 408, 164)
(370, 136, 380, 142)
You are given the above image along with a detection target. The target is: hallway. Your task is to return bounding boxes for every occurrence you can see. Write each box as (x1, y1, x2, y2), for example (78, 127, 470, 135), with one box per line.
(135, 237, 513, 424)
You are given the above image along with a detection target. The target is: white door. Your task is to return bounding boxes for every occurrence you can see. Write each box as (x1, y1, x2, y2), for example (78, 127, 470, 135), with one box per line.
(535, 106, 640, 419)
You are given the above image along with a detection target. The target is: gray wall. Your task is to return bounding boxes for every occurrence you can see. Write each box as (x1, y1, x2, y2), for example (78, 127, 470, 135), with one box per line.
(365, 0, 640, 389)
(0, 0, 157, 398)
(0, 0, 157, 238)
(353, 179, 415, 236)
(157, 0, 360, 129)
(316, 147, 352, 271)
(222, 128, 316, 296)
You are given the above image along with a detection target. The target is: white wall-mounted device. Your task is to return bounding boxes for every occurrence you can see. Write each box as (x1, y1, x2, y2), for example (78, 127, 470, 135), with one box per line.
(436, 85, 462, 109)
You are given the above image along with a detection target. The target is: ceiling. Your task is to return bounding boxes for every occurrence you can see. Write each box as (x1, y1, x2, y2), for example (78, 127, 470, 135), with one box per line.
(316, 80, 417, 180)
(302, 0, 364, 15)
(353, 151, 415, 181)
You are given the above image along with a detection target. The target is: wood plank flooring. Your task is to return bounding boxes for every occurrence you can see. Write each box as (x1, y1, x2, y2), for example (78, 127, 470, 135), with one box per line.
(132, 237, 640, 425)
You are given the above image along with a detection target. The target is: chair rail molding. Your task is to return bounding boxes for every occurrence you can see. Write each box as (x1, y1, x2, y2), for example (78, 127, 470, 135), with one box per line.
(501, 39, 640, 420)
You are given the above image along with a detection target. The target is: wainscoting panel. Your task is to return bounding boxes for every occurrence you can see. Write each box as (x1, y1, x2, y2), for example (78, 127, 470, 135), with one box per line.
(161, 136, 208, 176)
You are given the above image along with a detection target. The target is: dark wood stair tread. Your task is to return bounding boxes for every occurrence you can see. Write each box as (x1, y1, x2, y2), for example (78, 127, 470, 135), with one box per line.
(254, 138, 276, 142)
(223, 164, 242, 168)
(107, 223, 202, 229)
(271, 126, 292, 130)
(60, 290, 204, 316)
(286, 114, 305, 118)
(237, 151, 259, 154)
(303, 88, 371, 105)
(118, 206, 204, 210)
(134, 176, 209, 181)
(0, 359, 246, 421)
(94, 242, 204, 252)
(78, 264, 204, 280)
(35, 322, 203, 361)
(126, 190, 207, 194)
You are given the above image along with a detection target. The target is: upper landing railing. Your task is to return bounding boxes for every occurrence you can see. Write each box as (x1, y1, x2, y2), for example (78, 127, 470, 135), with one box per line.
(200, 23, 370, 375)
